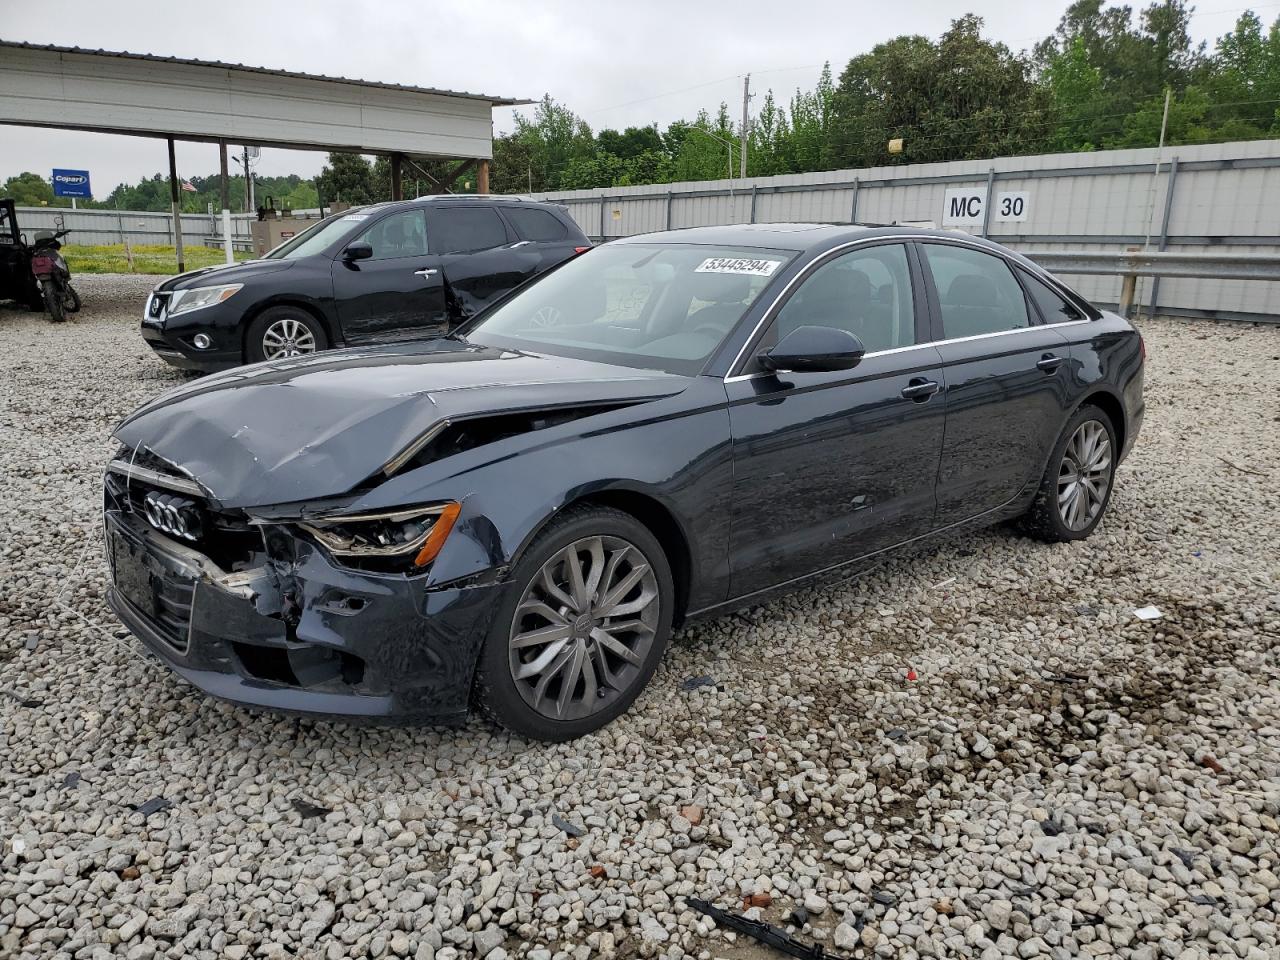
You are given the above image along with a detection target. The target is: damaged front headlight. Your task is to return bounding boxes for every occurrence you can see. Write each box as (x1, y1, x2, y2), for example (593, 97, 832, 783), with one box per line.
(298, 502, 460, 571)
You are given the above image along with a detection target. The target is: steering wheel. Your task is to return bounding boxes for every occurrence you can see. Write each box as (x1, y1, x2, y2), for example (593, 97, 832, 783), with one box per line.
(530, 306, 564, 327)
(691, 323, 727, 339)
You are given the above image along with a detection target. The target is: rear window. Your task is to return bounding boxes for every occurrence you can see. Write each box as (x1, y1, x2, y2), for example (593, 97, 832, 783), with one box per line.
(427, 207, 508, 255)
(507, 207, 569, 242)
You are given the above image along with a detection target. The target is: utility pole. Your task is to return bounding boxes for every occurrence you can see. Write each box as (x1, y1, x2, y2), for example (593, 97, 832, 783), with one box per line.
(219, 141, 233, 264)
(740, 74, 751, 182)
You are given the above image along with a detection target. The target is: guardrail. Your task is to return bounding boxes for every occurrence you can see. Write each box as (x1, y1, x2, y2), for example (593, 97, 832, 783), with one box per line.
(1028, 249, 1280, 318)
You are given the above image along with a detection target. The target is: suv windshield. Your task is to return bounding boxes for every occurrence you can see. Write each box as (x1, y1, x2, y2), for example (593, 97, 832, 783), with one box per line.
(462, 244, 794, 375)
(263, 211, 369, 260)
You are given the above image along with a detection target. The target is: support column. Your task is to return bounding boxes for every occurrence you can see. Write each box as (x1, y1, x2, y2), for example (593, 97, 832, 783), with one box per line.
(167, 138, 186, 274)
(390, 153, 403, 201)
(1148, 156, 1179, 317)
(477, 158, 490, 194)
(219, 141, 233, 264)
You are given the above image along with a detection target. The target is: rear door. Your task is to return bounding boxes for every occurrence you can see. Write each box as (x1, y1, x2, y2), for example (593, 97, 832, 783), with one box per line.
(424, 205, 539, 321)
(726, 242, 946, 598)
(331, 209, 449, 343)
(503, 205, 584, 273)
(917, 241, 1078, 525)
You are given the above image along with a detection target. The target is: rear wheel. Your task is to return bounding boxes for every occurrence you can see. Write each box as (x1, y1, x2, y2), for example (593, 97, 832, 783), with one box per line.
(41, 280, 65, 323)
(474, 505, 674, 741)
(64, 285, 82, 313)
(245, 306, 327, 363)
(1018, 405, 1117, 542)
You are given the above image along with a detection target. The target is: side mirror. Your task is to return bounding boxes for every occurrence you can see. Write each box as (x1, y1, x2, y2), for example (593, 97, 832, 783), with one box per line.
(342, 241, 373, 262)
(759, 325, 866, 373)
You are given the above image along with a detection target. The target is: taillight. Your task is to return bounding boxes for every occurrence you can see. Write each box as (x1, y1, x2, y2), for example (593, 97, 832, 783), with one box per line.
(1139, 335, 1146, 362)
(573, 246, 591, 255)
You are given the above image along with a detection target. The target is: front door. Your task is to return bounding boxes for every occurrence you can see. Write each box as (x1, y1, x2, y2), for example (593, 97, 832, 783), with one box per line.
(726, 242, 947, 599)
(332, 209, 449, 343)
(916, 241, 1076, 524)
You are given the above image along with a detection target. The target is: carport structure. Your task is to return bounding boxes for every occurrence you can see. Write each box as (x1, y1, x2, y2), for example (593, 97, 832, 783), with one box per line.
(0, 40, 530, 268)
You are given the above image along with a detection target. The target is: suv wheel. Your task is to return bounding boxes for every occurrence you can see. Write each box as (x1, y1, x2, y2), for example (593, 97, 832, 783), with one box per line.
(246, 307, 327, 363)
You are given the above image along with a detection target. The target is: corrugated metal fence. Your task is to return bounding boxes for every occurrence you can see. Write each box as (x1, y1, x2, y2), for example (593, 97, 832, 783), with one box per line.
(535, 139, 1280, 323)
(13, 206, 258, 248)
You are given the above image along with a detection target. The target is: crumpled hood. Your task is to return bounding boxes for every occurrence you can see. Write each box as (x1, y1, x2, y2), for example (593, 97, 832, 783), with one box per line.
(155, 258, 293, 291)
(114, 339, 688, 508)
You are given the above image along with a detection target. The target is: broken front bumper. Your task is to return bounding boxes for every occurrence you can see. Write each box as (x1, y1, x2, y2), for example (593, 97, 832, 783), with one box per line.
(103, 501, 505, 724)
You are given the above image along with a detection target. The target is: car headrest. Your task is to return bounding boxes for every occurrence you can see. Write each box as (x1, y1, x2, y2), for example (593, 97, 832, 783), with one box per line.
(947, 274, 998, 307)
(688, 272, 751, 303)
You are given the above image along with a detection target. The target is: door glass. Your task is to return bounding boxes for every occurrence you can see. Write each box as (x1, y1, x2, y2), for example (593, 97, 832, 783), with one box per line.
(356, 211, 428, 260)
(507, 207, 568, 242)
(922, 244, 1030, 339)
(1020, 270, 1084, 324)
(770, 243, 915, 353)
(428, 207, 508, 254)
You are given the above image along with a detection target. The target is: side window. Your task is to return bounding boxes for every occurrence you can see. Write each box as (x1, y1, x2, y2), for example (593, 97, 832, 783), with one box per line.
(922, 244, 1030, 339)
(427, 207, 508, 255)
(1020, 270, 1084, 324)
(507, 207, 568, 242)
(356, 211, 428, 260)
(771, 243, 915, 353)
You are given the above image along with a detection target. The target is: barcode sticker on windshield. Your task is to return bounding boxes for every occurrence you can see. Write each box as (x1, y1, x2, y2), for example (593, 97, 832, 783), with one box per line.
(695, 257, 782, 277)
(340, 214, 369, 221)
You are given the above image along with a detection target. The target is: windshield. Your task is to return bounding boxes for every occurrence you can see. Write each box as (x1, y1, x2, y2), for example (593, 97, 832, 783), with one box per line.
(462, 243, 795, 375)
(263, 210, 368, 260)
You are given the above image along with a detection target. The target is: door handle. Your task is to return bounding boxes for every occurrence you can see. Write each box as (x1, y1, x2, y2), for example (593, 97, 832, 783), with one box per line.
(508, 240, 534, 249)
(1036, 353, 1064, 373)
(901, 378, 940, 401)
(413, 268, 438, 277)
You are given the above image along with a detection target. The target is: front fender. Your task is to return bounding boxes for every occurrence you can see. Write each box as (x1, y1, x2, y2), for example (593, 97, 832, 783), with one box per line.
(341, 377, 735, 610)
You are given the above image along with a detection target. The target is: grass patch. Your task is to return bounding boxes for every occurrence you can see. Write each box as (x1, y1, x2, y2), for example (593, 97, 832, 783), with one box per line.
(63, 244, 252, 275)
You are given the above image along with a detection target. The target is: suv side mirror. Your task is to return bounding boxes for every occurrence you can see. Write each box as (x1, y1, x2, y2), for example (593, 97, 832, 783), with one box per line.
(342, 241, 373, 261)
(759, 325, 866, 373)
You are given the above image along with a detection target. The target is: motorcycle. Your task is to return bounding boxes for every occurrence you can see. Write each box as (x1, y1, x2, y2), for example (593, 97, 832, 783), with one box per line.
(29, 226, 81, 323)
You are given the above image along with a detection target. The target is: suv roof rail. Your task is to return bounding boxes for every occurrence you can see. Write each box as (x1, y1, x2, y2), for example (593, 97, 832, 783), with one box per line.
(413, 194, 534, 202)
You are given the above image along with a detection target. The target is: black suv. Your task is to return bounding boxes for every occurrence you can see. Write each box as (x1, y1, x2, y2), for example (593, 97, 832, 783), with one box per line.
(141, 196, 591, 371)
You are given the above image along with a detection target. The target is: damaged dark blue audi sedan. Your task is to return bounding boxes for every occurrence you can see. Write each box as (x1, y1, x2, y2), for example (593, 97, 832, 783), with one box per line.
(105, 224, 1144, 741)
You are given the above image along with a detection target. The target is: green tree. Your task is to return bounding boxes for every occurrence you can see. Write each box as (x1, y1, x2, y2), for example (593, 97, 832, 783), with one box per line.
(2, 171, 56, 206)
(1044, 37, 1107, 150)
(316, 153, 375, 205)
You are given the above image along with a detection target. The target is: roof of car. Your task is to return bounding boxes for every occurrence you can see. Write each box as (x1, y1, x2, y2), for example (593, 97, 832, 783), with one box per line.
(614, 222, 984, 252)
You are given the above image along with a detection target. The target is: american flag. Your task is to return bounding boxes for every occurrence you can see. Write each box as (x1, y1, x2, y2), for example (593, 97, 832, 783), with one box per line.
(180, 180, 198, 193)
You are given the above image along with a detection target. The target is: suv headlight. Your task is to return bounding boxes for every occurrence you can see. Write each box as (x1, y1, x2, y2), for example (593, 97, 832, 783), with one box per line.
(297, 503, 461, 571)
(168, 283, 243, 318)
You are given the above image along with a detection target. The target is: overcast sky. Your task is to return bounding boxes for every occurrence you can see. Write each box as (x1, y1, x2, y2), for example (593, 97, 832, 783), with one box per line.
(2, 0, 1268, 195)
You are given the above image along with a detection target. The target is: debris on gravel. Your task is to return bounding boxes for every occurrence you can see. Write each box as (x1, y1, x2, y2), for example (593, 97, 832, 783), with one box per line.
(1, 276, 1278, 960)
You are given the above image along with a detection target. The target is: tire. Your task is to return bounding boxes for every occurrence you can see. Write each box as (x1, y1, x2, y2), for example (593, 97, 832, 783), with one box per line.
(1018, 404, 1118, 542)
(65, 285, 82, 313)
(41, 280, 65, 323)
(474, 505, 675, 741)
(245, 306, 327, 363)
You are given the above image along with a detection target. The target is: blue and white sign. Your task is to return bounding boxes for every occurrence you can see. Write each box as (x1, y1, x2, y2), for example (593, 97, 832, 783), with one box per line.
(52, 169, 92, 198)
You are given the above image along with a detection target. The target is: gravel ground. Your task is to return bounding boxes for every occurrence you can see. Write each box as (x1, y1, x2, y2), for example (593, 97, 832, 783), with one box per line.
(1, 274, 1278, 960)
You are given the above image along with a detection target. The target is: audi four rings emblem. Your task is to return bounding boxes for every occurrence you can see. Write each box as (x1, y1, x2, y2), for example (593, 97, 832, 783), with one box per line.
(142, 491, 199, 541)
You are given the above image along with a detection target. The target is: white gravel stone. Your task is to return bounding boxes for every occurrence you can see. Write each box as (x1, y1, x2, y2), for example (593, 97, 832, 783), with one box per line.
(1, 281, 1278, 960)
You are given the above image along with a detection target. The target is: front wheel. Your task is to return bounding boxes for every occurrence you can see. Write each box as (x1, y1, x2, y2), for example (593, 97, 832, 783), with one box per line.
(473, 505, 675, 741)
(1018, 405, 1118, 542)
(41, 280, 65, 323)
(245, 306, 327, 363)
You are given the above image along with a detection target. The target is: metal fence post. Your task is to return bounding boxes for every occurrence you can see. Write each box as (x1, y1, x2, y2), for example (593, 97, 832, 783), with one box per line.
(665, 191, 673, 230)
(850, 178, 860, 224)
(1149, 156, 1179, 317)
(749, 185, 758, 224)
(599, 197, 607, 242)
(980, 167, 996, 237)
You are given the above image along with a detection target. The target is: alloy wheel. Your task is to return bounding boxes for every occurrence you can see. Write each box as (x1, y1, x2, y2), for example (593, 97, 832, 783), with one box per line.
(508, 535, 660, 722)
(1057, 419, 1112, 531)
(261, 317, 317, 360)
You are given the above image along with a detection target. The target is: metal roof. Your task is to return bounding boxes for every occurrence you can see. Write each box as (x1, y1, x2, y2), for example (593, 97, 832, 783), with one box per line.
(0, 40, 532, 106)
